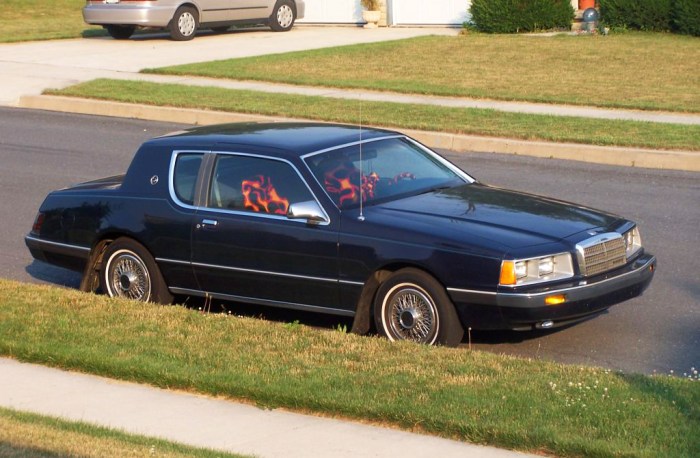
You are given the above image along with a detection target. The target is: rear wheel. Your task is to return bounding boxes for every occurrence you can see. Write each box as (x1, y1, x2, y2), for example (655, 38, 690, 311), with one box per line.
(269, 0, 295, 32)
(106, 25, 135, 40)
(169, 6, 198, 41)
(374, 268, 464, 347)
(100, 238, 173, 304)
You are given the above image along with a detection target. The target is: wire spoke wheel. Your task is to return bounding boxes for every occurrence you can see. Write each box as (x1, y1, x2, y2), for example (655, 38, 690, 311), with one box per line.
(100, 238, 172, 304)
(374, 268, 464, 347)
(387, 286, 437, 342)
(107, 251, 151, 301)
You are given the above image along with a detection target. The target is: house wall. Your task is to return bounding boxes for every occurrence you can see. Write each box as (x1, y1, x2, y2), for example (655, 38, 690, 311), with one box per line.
(389, 0, 470, 25)
(298, 1, 580, 26)
(297, 0, 471, 26)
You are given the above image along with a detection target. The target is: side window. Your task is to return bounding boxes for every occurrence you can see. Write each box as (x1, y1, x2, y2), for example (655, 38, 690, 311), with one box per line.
(173, 153, 204, 205)
(208, 155, 314, 216)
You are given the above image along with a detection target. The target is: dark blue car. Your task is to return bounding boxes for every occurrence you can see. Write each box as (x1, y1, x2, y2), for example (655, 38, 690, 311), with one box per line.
(26, 123, 656, 346)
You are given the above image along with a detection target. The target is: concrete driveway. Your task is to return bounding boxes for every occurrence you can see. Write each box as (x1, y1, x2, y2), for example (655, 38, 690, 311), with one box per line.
(0, 26, 456, 105)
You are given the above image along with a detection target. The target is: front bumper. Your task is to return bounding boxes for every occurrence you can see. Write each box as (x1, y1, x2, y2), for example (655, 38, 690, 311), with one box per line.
(448, 253, 656, 330)
(83, 4, 176, 27)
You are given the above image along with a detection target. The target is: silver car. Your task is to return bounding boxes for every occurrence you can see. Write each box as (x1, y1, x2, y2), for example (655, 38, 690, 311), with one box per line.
(83, 0, 305, 41)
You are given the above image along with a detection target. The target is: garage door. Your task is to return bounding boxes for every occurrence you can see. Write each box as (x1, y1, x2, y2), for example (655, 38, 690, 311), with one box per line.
(390, 0, 470, 26)
(297, 0, 363, 24)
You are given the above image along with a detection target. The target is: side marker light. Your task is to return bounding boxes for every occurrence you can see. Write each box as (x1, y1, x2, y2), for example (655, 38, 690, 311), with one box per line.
(545, 294, 567, 306)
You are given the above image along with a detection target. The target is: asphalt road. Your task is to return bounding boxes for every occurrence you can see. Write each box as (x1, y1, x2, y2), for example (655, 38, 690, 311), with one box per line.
(2, 107, 698, 376)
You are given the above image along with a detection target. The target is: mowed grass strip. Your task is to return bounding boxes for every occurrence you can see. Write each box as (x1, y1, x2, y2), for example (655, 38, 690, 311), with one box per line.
(0, 0, 104, 43)
(0, 407, 247, 458)
(1, 279, 698, 458)
(50, 79, 700, 151)
(148, 34, 700, 113)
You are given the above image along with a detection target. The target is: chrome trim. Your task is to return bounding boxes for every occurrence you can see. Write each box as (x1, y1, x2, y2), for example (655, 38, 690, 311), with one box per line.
(403, 137, 475, 183)
(168, 150, 209, 211)
(191, 261, 338, 283)
(168, 287, 355, 317)
(575, 232, 625, 277)
(25, 236, 91, 253)
(339, 279, 365, 286)
(446, 287, 498, 296)
(499, 252, 575, 288)
(301, 135, 474, 211)
(156, 257, 339, 284)
(168, 150, 332, 226)
(155, 257, 190, 266)
(300, 134, 404, 160)
(448, 255, 655, 306)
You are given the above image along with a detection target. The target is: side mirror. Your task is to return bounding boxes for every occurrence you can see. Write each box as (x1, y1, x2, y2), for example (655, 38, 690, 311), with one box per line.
(287, 200, 328, 225)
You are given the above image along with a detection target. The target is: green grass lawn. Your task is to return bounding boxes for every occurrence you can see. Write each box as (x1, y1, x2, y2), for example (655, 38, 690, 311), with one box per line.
(0, 407, 246, 457)
(0, 0, 104, 43)
(149, 33, 700, 113)
(50, 79, 700, 151)
(1, 279, 698, 458)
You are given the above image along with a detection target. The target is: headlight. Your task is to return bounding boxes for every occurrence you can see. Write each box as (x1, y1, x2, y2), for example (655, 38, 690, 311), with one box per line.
(500, 253, 574, 286)
(623, 226, 643, 259)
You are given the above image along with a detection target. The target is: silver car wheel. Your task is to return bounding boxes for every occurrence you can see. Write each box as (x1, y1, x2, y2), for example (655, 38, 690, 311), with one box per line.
(382, 283, 439, 344)
(105, 250, 152, 301)
(277, 5, 294, 29)
(178, 11, 197, 37)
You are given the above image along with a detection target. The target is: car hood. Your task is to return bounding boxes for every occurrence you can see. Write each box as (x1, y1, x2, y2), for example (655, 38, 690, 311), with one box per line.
(370, 183, 622, 250)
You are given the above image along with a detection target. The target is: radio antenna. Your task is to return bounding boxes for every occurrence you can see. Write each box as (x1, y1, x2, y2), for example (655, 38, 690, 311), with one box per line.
(358, 97, 365, 222)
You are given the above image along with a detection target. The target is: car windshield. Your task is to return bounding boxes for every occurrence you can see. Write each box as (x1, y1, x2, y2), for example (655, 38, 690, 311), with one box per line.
(305, 137, 468, 209)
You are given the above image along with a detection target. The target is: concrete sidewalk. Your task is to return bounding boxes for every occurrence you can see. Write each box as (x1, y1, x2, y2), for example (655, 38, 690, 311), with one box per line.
(0, 358, 536, 458)
(0, 26, 457, 106)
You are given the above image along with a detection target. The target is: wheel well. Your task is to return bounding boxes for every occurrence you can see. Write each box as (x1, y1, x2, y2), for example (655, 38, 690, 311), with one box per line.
(170, 3, 200, 23)
(350, 263, 445, 335)
(272, 0, 297, 17)
(80, 234, 143, 293)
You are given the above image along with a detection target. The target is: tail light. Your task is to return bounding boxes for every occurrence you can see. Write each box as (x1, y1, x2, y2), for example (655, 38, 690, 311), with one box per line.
(32, 213, 45, 235)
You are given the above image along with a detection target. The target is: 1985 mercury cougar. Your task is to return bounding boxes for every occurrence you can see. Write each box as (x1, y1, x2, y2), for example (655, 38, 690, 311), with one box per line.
(26, 123, 656, 346)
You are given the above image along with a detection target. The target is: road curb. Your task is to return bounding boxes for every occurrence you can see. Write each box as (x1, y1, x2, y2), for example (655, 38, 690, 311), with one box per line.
(20, 95, 700, 173)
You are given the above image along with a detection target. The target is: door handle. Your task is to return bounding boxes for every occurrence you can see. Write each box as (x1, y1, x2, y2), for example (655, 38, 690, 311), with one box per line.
(201, 219, 218, 227)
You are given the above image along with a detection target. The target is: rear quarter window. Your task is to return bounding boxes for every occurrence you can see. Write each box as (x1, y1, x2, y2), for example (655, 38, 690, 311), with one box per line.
(173, 153, 203, 205)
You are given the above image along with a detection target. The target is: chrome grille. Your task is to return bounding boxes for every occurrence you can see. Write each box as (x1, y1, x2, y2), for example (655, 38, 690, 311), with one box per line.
(576, 233, 626, 277)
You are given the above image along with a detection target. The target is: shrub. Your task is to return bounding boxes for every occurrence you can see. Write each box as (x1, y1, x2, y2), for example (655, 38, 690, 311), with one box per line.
(599, 0, 672, 31)
(671, 0, 700, 36)
(469, 0, 574, 33)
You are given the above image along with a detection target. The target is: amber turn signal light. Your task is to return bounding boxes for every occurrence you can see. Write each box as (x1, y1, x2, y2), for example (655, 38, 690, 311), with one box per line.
(545, 294, 567, 306)
(500, 261, 516, 285)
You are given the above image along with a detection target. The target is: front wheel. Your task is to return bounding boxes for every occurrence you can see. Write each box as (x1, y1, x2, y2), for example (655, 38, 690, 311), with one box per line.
(106, 25, 135, 40)
(100, 238, 173, 304)
(269, 0, 295, 32)
(169, 6, 198, 41)
(374, 268, 464, 346)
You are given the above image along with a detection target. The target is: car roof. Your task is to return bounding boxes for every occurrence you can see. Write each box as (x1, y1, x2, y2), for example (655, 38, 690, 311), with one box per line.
(147, 122, 402, 157)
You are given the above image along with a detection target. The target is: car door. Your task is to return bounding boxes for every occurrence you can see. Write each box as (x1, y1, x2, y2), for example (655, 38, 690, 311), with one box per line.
(199, 0, 271, 22)
(191, 152, 346, 314)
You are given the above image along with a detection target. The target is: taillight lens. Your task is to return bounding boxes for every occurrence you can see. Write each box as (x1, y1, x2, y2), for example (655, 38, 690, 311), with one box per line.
(32, 213, 45, 234)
